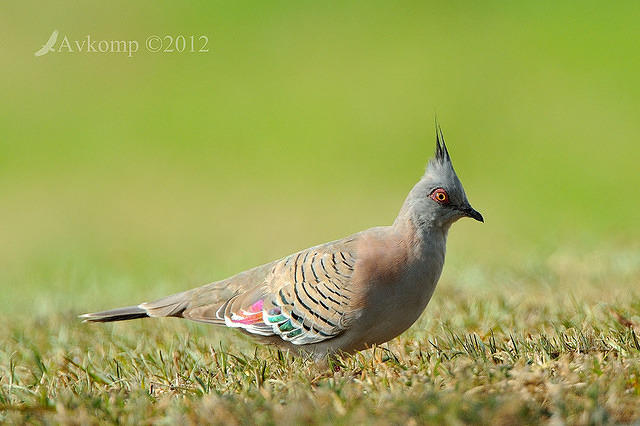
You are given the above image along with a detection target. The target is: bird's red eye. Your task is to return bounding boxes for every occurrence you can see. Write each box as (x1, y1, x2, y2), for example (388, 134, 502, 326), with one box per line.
(430, 188, 449, 204)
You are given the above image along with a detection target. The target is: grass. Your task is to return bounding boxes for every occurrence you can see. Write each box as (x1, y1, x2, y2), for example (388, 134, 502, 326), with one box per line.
(2, 247, 639, 424)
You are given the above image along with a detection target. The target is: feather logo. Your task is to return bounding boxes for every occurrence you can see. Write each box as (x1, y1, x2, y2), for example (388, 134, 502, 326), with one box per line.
(34, 30, 59, 57)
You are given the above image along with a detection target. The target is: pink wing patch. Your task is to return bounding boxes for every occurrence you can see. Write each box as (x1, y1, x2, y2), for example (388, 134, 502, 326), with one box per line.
(227, 299, 264, 325)
(223, 299, 274, 336)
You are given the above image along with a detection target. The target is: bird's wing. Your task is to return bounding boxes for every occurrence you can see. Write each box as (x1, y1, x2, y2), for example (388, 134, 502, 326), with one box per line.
(257, 240, 360, 345)
(141, 237, 361, 345)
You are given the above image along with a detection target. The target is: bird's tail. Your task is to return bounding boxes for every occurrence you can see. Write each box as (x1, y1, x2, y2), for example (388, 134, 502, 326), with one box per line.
(79, 289, 193, 323)
(79, 305, 149, 322)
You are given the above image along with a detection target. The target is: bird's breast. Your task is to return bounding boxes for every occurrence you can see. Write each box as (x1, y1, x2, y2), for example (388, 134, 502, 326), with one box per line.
(348, 249, 445, 347)
(336, 226, 447, 349)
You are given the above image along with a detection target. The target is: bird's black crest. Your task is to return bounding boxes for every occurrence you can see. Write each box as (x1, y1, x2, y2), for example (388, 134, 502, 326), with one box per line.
(434, 118, 451, 164)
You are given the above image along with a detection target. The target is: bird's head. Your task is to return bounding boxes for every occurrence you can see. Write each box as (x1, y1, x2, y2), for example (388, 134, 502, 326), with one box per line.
(401, 123, 483, 231)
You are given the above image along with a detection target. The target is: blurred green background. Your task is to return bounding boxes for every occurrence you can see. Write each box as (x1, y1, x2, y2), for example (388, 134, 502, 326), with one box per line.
(1, 1, 638, 314)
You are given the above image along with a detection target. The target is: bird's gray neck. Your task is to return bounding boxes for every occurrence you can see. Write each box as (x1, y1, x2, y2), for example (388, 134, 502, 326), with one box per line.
(393, 208, 449, 262)
(391, 209, 448, 308)
(392, 181, 452, 270)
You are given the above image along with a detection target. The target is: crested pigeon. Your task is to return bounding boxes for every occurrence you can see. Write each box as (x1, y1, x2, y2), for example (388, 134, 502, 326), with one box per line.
(81, 125, 483, 359)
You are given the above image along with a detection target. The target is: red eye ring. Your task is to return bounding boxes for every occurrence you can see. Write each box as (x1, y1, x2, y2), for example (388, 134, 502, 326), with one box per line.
(430, 188, 449, 204)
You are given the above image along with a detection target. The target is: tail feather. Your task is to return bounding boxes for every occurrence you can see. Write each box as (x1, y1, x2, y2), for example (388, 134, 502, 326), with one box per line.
(139, 290, 191, 317)
(79, 305, 149, 323)
(80, 290, 194, 323)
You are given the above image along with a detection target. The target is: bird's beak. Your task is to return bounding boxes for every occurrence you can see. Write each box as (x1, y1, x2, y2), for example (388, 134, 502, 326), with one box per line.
(462, 206, 484, 223)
